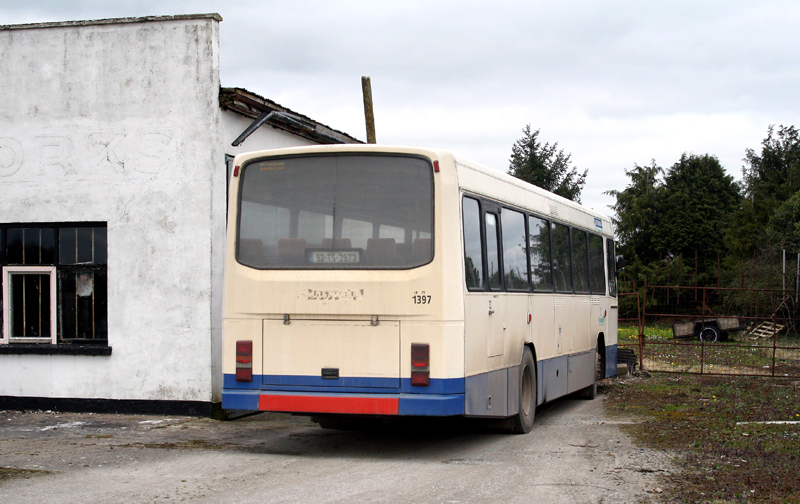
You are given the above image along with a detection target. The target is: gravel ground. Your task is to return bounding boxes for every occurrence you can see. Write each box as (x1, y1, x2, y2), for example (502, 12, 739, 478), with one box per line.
(0, 391, 672, 504)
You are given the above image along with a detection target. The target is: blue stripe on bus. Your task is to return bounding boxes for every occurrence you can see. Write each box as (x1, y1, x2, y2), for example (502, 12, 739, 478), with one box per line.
(222, 347, 620, 416)
(399, 394, 464, 416)
(223, 374, 465, 394)
(221, 389, 260, 411)
(221, 389, 465, 417)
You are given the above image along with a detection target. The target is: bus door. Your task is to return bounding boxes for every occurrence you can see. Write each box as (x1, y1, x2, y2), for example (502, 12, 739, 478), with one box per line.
(483, 210, 505, 358)
(462, 198, 505, 361)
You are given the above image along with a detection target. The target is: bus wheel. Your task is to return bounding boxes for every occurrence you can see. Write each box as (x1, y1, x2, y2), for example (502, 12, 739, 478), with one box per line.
(511, 347, 536, 434)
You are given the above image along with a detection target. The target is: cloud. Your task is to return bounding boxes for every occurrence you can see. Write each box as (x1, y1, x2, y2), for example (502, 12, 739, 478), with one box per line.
(2, 0, 799, 218)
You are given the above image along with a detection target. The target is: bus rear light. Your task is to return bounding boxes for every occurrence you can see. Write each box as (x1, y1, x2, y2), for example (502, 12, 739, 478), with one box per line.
(433, 160, 440, 173)
(411, 343, 430, 386)
(235, 340, 253, 382)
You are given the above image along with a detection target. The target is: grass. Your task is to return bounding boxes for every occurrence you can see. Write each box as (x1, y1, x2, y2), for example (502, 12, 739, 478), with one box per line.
(619, 322, 675, 344)
(604, 373, 800, 503)
(618, 324, 800, 377)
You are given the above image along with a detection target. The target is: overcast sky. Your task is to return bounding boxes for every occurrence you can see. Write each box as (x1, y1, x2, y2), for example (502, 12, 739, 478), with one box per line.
(3, 0, 799, 213)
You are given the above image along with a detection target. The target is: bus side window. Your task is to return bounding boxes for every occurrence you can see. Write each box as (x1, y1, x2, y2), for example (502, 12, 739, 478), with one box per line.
(501, 208, 529, 290)
(485, 213, 502, 290)
(529, 216, 553, 291)
(571, 228, 589, 294)
(552, 222, 573, 293)
(606, 238, 617, 297)
(588, 234, 605, 294)
(462, 197, 484, 289)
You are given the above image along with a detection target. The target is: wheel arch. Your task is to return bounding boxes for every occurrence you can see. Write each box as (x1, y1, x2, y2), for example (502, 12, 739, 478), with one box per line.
(596, 332, 607, 379)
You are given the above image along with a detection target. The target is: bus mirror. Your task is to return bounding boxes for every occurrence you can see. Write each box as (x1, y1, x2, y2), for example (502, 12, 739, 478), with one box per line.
(615, 255, 626, 272)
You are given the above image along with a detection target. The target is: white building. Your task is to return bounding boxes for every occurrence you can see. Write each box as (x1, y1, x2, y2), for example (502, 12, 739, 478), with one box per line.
(0, 14, 359, 416)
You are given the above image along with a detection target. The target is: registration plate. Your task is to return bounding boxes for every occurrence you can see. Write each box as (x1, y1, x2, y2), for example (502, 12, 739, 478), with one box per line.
(308, 250, 360, 264)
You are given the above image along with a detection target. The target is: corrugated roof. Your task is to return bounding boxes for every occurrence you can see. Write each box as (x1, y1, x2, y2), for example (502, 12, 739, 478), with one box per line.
(220, 87, 362, 145)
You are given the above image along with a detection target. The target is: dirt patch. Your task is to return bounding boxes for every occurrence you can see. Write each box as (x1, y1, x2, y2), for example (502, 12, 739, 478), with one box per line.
(604, 372, 800, 503)
(0, 467, 52, 481)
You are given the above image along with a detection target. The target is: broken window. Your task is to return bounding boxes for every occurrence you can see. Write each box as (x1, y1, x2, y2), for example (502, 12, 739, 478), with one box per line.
(1, 223, 108, 346)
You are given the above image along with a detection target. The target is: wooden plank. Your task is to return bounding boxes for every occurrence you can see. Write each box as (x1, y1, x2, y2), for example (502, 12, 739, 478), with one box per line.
(748, 322, 785, 339)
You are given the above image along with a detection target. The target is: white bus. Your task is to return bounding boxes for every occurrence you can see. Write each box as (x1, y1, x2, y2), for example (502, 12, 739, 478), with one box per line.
(221, 145, 619, 433)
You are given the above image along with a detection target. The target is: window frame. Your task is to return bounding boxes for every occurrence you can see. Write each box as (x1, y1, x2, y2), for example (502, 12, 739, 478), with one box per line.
(607, 238, 618, 298)
(500, 206, 531, 292)
(571, 227, 590, 295)
(528, 214, 554, 293)
(0, 222, 109, 351)
(462, 196, 486, 291)
(2, 266, 57, 345)
(587, 232, 606, 295)
(484, 208, 504, 291)
(551, 221, 574, 294)
(236, 153, 435, 271)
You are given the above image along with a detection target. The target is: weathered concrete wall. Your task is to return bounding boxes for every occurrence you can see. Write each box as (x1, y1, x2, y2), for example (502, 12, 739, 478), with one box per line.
(0, 15, 223, 402)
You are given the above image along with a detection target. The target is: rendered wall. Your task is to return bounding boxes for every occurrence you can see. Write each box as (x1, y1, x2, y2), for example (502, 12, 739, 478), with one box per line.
(0, 15, 223, 402)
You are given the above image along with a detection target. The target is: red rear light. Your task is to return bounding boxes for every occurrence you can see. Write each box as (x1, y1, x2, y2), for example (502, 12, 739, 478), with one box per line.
(233, 165, 240, 177)
(235, 340, 253, 382)
(433, 160, 440, 173)
(411, 343, 430, 386)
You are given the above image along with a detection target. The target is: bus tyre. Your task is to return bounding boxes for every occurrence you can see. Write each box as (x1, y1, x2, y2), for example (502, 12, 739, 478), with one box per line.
(511, 348, 536, 434)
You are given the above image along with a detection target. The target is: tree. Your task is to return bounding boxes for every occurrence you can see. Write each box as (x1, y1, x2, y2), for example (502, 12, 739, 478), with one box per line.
(608, 154, 739, 287)
(734, 125, 800, 256)
(655, 154, 739, 273)
(508, 125, 587, 202)
(766, 190, 800, 251)
(605, 160, 663, 265)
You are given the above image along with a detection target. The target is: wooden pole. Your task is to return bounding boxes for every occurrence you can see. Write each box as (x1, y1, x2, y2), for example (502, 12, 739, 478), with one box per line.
(361, 76, 376, 144)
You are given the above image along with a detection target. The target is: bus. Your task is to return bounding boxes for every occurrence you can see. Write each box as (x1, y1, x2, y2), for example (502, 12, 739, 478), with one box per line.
(221, 144, 619, 433)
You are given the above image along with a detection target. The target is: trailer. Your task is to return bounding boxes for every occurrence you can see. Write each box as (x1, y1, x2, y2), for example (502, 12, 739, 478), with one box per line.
(672, 317, 741, 342)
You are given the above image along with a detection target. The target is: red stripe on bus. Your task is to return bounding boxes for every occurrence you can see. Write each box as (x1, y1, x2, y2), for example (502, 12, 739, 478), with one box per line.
(259, 394, 399, 415)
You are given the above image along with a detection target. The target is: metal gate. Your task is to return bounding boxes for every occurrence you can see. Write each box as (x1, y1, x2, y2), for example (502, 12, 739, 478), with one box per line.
(618, 285, 800, 378)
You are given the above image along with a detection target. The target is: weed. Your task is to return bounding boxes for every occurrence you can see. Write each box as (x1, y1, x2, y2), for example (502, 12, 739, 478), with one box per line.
(0, 466, 52, 481)
(605, 374, 800, 503)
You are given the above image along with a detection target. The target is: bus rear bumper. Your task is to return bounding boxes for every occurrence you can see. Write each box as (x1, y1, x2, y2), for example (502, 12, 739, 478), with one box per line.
(222, 389, 464, 417)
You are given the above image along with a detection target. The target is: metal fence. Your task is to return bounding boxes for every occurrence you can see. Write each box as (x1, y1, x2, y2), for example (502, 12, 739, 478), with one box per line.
(618, 284, 800, 378)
